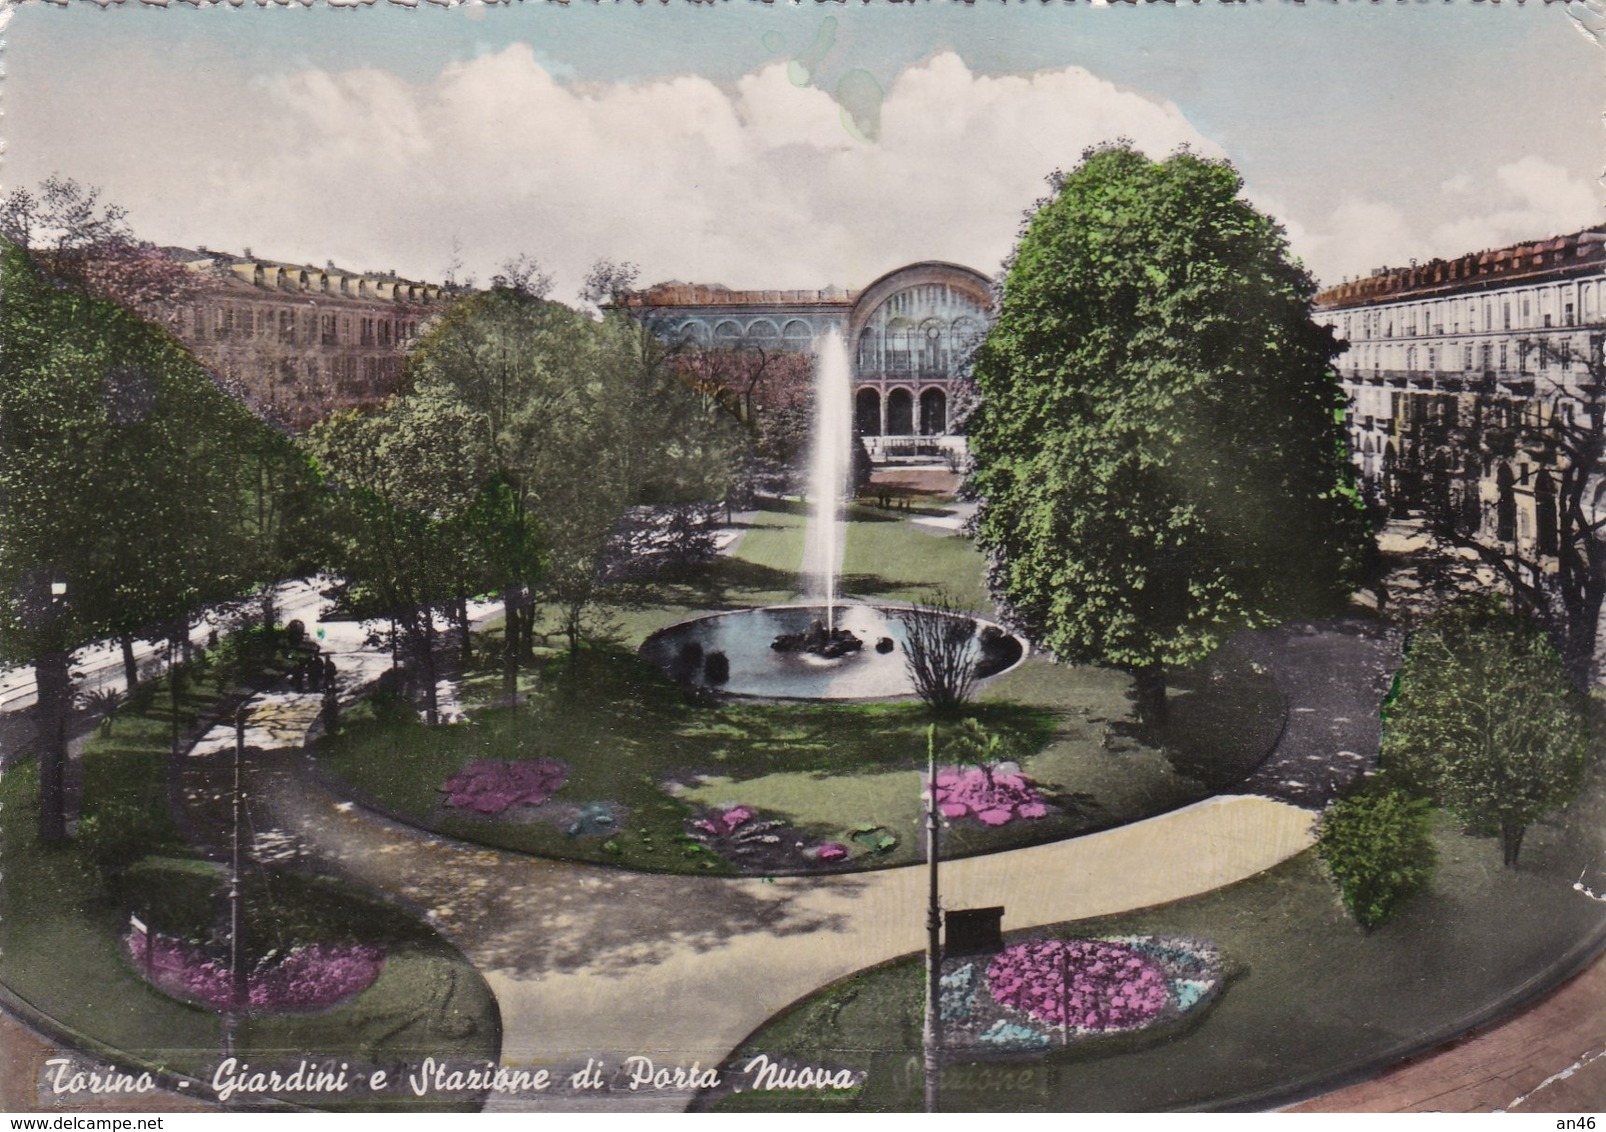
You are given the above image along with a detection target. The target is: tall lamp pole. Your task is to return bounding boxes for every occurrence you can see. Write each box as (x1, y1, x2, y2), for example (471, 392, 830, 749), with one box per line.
(923, 723, 942, 1113)
(225, 712, 246, 1058)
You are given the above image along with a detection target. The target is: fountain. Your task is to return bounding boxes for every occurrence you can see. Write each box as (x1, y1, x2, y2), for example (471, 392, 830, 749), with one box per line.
(774, 329, 862, 658)
(640, 330, 1023, 700)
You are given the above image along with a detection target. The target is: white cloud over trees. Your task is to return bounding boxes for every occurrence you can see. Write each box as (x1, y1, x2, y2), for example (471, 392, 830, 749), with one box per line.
(14, 43, 1215, 294)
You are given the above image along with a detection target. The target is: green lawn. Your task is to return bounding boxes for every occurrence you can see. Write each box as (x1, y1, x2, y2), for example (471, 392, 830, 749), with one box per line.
(707, 765, 1606, 1111)
(320, 653, 1061, 872)
(841, 503, 992, 611)
(316, 502, 1283, 875)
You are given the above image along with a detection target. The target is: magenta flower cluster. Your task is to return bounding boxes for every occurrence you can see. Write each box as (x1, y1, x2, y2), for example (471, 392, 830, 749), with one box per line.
(986, 939, 1169, 1031)
(933, 766, 1049, 826)
(126, 931, 383, 1010)
(692, 805, 755, 837)
(687, 805, 851, 869)
(440, 758, 568, 814)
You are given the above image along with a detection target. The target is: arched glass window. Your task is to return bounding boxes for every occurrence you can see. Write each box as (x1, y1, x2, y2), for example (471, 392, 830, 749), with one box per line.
(783, 320, 814, 352)
(855, 387, 882, 437)
(886, 388, 914, 435)
(885, 319, 913, 375)
(857, 328, 880, 374)
(916, 318, 947, 377)
(919, 387, 947, 436)
(747, 319, 781, 353)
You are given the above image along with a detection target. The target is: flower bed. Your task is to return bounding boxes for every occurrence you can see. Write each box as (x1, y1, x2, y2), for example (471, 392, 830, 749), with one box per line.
(439, 758, 568, 814)
(932, 765, 1049, 826)
(940, 935, 1223, 1055)
(684, 804, 853, 872)
(125, 931, 383, 1011)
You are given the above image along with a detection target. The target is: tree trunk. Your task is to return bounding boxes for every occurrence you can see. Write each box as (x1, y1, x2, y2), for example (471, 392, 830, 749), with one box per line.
(1132, 664, 1168, 730)
(419, 610, 439, 727)
(35, 650, 72, 843)
(1501, 820, 1525, 869)
(566, 602, 583, 659)
(169, 628, 186, 755)
(121, 632, 138, 692)
(259, 584, 277, 630)
(456, 596, 472, 667)
(501, 587, 520, 705)
(518, 589, 537, 662)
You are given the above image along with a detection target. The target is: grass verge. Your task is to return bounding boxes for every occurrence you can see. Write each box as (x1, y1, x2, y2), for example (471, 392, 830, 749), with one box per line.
(706, 768, 1606, 1111)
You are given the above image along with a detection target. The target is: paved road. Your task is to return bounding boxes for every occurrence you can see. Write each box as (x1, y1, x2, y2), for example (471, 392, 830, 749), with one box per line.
(0, 579, 326, 717)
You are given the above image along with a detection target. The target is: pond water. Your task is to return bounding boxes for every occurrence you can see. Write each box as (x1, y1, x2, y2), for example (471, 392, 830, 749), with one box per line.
(640, 604, 1024, 701)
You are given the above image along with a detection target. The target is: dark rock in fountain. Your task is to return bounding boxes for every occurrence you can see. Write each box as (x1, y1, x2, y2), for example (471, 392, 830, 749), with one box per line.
(771, 617, 864, 660)
(704, 650, 730, 686)
(670, 641, 705, 684)
(875, 637, 896, 655)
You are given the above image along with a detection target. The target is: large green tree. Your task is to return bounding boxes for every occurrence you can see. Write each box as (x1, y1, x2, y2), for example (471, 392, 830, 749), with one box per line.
(406, 281, 743, 660)
(304, 391, 497, 723)
(1381, 601, 1591, 868)
(967, 144, 1370, 723)
(0, 242, 265, 839)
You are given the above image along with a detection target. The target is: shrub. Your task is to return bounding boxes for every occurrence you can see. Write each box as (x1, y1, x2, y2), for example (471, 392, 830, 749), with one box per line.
(1382, 601, 1591, 867)
(1317, 783, 1437, 929)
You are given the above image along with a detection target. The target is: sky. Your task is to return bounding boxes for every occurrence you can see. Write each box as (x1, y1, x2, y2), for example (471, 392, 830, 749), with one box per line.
(3, 1, 1603, 301)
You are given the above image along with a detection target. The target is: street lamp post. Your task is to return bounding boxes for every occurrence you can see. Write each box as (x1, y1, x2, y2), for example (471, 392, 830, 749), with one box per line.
(923, 723, 943, 1114)
(36, 578, 72, 843)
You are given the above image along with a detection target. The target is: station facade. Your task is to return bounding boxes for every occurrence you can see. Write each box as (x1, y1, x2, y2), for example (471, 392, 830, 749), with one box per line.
(625, 261, 994, 457)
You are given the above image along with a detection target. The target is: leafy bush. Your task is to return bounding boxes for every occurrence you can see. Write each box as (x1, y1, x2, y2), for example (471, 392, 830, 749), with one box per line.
(77, 687, 126, 735)
(1317, 783, 1437, 929)
(209, 624, 304, 687)
(1382, 601, 1591, 867)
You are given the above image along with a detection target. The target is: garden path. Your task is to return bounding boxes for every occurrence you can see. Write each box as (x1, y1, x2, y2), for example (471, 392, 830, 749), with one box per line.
(1226, 618, 1403, 809)
(179, 609, 1395, 1111)
(251, 754, 1315, 1111)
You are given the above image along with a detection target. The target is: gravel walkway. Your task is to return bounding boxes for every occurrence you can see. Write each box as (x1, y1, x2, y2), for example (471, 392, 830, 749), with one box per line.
(1227, 618, 1403, 809)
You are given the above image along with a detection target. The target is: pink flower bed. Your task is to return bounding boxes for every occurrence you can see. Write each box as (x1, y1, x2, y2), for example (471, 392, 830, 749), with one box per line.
(692, 805, 755, 837)
(126, 931, 383, 1010)
(986, 939, 1169, 1031)
(440, 758, 568, 814)
(933, 765, 1049, 826)
(686, 805, 852, 870)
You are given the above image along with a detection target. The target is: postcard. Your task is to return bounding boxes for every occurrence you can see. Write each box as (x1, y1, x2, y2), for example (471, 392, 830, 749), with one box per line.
(1, 0, 1604, 1117)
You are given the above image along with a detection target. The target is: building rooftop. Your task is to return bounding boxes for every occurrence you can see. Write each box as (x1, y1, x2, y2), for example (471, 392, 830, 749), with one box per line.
(157, 245, 446, 303)
(1315, 228, 1606, 309)
(625, 280, 857, 309)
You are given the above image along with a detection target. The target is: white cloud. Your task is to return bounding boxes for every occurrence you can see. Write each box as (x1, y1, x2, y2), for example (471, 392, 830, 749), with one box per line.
(1291, 156, 1604, 286)
(11, 44, 1216, 298)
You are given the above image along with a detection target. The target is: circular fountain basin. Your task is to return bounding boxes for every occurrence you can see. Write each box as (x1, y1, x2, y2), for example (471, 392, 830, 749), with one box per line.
(640, 604, 1026, 701)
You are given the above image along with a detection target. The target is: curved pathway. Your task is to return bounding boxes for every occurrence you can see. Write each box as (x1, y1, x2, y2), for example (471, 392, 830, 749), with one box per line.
(152, 612, 1389, 1110)
(2, 606, 1448, 1112)
(256, 757, 1314, 1111)
(1227, 618, 1402, 809)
